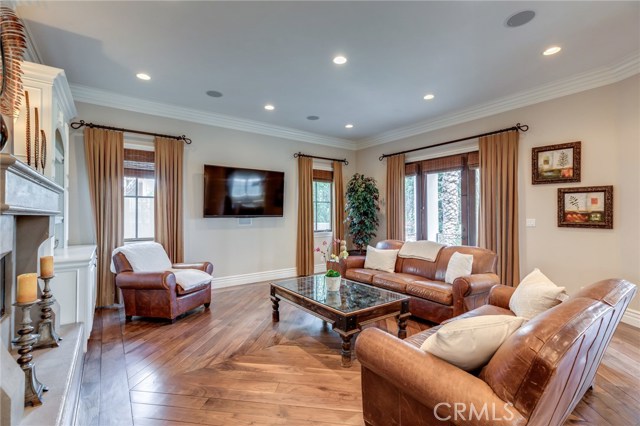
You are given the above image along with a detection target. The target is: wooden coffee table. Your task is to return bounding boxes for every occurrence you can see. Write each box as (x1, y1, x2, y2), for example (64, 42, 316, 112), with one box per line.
(270, 275, 410, 367)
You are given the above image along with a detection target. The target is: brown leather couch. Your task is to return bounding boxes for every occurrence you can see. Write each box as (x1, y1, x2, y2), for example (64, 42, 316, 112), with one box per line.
(338, 240, 499, 323)
(355, 278, 637, 426)
(113, 252, 213, 322)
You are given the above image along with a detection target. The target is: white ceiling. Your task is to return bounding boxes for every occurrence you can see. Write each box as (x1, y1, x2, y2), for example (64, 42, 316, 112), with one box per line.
(15, 1, 640, 146)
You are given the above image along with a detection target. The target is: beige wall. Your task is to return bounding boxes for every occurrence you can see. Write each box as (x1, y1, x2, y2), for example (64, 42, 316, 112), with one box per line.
(68, 102, 355, 281)
(356, 75, 640, 310)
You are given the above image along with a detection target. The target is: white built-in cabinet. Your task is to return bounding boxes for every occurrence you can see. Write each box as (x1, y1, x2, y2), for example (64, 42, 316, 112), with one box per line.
(51, 245, 97, 350)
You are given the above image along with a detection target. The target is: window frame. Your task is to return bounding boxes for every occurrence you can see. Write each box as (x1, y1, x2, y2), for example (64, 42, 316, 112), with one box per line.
(124, 176, 155, 242)
(312, 169, 333, 234)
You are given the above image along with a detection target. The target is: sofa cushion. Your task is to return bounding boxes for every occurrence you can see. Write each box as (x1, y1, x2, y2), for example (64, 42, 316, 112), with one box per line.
(510, 268, 567, 320)
(364, 245, 400, 273)
(111, 241, 172, 273)
(421, 315, 526, 371)
(445, 252, 473, 284)
(176, 281, 211, 296)
(442, 304, 514, 324)
(345, 268, 380, 284)
(404, 326, 439, 348)
(406, 280, 453, 305)
(172, 269, 212, 294)
(372, 273, 424, 293)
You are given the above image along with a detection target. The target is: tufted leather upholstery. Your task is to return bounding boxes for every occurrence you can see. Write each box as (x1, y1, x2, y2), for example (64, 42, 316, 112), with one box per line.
(355, 279, 637, 426)
(339, 240, 500, 323)
(113, 251, 213, 322)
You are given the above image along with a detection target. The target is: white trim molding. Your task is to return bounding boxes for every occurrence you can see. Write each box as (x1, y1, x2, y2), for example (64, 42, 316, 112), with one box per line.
(210, 267, 298, 289)
(622, 308, 640, 329)
(70, 84, 357, 151)
(357, 53, 640, 149)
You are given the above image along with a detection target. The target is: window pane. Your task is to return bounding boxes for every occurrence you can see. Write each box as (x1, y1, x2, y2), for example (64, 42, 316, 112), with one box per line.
(124, 177, 137, 196)
(316, 202, 331, 231)
(404, 175, 417, 241)
(138, 178, 155, 197)
(426, 170, 462, 246)
(137, 198, 155, 239)
(315, 181, 331, 202)
(124, 197, 136, 239)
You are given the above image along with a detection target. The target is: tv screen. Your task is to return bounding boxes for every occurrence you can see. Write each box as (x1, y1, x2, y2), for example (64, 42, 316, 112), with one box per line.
(203, 165, 285, 217)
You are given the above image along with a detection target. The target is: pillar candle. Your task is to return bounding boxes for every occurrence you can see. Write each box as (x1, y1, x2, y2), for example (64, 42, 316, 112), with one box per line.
(40, 255, 54, 278)
(17, 273, 38, 303)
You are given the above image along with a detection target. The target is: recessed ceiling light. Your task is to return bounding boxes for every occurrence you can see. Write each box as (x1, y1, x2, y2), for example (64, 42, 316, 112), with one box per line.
(423, 93, 435, 100)
(206, 90, 223, 98)
(136, 73, 151, 81)
(333, 56, 347, 65)
(543, 46, 562, 56)
(506, 10, 535, 28)
(345, 124, 354, 129)
(264, 104, 275, 111)
(307, 116, 319, 121)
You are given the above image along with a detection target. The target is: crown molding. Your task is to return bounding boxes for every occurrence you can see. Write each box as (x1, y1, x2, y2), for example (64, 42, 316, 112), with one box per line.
(70, 85, 358, 150)
(358, 53, 640, 150)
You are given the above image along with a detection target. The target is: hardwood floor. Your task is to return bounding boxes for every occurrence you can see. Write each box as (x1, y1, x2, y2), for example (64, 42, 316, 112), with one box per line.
(77, 282, 640, 426)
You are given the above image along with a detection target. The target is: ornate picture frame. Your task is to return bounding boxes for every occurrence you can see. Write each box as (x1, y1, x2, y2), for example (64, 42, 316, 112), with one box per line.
(558, 186, 613, 229)
(532, 142, 581, 184)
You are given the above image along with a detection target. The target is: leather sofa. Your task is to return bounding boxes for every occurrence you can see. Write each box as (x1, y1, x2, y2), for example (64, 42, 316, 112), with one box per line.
(355, 278, 637, 426)
(338, 240, 499, 323)
(113, 252, 213, 322)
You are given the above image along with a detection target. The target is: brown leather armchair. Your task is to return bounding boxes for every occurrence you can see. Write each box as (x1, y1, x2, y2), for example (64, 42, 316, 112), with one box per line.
(113, 252, 213, 323)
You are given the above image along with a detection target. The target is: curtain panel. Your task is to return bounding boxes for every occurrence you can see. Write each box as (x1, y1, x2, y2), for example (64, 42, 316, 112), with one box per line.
(154, 137, 184, 263)
(479, 130, 520, 285)
(332, 161, 345, 241)
(296, 156, 314, 276)
(84, 127, 124, 307)
(386, 154, 405, 240)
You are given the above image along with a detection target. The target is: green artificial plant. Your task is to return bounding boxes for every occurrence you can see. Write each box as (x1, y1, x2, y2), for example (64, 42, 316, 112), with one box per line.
(345, 173, 380, 252)
(325, 269, 341, 278)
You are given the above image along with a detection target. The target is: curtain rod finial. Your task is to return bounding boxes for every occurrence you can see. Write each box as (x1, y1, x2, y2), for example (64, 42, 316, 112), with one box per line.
(516, 123, 529, 132)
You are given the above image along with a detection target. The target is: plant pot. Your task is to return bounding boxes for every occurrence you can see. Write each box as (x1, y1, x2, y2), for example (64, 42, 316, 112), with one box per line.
(325, 276, 341, 292)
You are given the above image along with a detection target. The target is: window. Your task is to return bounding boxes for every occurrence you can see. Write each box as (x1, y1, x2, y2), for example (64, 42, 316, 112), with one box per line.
(404, 152, 479, 246)
(313, 169, 333, 232)
(124, 149, 155, 241)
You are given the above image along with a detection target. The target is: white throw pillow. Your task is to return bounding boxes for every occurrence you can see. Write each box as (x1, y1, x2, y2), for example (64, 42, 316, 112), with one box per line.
(171, 269, 212, 291)
(420, 315, 526, 371)
(363, 246, 399, 273)
(509, 268, 567, 320)
(113, 242, 172, 273)
(445, 252, 474, 284)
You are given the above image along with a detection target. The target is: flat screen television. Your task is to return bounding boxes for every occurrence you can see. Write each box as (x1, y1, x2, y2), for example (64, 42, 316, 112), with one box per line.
(203, 164, 285, 217)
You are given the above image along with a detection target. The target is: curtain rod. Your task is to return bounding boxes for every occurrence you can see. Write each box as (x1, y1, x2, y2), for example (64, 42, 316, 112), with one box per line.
(70, 120, 192, 144)
(378, 123, 529, 161)
(294, 152, 349, 166)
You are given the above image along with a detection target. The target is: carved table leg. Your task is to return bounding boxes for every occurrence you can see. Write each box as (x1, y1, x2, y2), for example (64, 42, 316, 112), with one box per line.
(271, 295, 280, 322)
(341, 334, 352, 368)
(397, 314, 408, 339)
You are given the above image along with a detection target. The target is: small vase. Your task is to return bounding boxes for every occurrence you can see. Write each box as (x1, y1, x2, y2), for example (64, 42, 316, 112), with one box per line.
(326, 276, 341, 292)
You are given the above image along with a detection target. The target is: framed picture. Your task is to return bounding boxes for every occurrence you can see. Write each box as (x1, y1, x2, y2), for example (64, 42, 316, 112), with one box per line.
(558, 186, 613, 229)
(532, 142, 581, 184)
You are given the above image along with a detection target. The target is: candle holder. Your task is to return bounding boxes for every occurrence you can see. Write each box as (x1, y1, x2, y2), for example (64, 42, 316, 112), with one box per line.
(33, 275, 62, 349)
(12, 300, 48, 407)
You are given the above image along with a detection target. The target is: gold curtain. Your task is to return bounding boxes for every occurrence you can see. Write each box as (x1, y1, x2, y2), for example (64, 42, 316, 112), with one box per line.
(479, 130, 520, 286)
(84, 128, 124, 307)
(154, 137, 184, 263)
(296, 156, 314, 276)
(386, 154, 405, 240)
(332, 161, 345, 241)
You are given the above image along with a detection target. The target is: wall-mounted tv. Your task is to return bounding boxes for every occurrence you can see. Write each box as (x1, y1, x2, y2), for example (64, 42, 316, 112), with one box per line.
(203, 164, 285, 217)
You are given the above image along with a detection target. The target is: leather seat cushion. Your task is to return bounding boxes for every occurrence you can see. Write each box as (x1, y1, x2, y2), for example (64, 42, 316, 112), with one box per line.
(176, 282, 211, 296)
(372, 273, 425, 293)
(406, 280, 454, 305)
(345, 268, 381, 284)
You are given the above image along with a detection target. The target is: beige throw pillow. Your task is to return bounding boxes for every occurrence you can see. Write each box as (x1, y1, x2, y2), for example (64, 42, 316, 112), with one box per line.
(509, 268, 567, 320)
(363, 246, 399, 273)
(420, 315, 526, 371)
(445, 252, 474, 284)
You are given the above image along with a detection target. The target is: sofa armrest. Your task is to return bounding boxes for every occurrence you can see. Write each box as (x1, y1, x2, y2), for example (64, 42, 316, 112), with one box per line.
(115, 271, 176, 291)
(338, 255, 366, 276)
(172, 262, 214, 275)
(488, 285, 516, 310)
(452, 273, 501, 316)
(356, 328, 525, 426)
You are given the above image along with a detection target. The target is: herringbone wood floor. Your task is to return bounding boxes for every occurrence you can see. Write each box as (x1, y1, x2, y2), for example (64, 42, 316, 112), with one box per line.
(76, 282, 640, 426)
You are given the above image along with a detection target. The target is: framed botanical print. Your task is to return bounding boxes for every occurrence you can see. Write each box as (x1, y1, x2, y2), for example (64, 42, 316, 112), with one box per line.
(558, 186, 613, 229)
(532, 142, 581, 184)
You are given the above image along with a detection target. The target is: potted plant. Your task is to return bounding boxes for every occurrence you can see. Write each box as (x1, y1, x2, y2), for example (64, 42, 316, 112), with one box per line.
(345, 173, 380, 253)
(325, 268, 342, 292)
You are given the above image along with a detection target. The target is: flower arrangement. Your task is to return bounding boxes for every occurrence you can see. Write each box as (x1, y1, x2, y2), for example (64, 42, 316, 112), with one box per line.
(315, 239, 349, 264)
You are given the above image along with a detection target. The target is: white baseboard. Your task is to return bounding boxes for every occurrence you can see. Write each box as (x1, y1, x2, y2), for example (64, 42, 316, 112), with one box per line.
(622, 308, 640, 328)
(210, 264, 327, 289)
